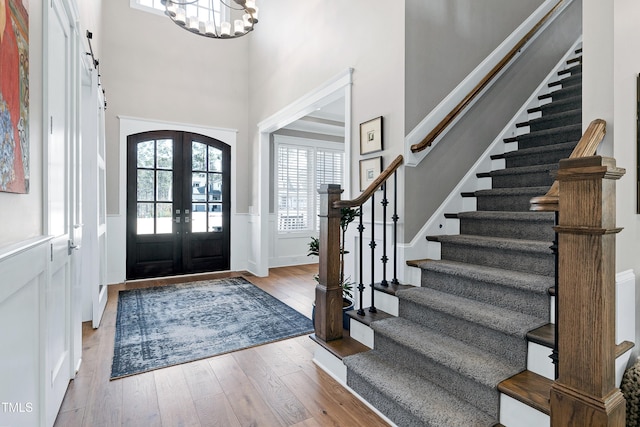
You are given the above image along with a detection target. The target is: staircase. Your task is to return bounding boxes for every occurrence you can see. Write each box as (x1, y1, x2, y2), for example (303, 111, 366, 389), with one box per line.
(342, 53, 584, 426)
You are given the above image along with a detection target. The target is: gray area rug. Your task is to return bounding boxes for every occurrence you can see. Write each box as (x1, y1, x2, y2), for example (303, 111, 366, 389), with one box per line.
(111, 276, 313, 379)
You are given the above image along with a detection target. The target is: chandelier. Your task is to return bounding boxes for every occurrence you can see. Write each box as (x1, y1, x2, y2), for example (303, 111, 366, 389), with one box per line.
(160, 0, 259, 39)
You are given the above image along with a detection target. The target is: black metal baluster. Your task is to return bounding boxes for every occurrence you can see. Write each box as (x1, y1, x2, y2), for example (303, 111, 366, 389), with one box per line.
(369, 196, 377, 313)
(380, 183, 389, 287)
(357, 205, 365, 316)
(551, 210, 559, 379)
(392, 171, 399, 285)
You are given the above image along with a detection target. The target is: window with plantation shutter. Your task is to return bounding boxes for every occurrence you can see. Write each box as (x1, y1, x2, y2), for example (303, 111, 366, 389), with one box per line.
(276, 142, 344, 232)
(315, 149, 344, 230)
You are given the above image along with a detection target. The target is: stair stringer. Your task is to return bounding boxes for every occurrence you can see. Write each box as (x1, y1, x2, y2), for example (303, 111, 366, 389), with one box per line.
(398, 37, 583, 288)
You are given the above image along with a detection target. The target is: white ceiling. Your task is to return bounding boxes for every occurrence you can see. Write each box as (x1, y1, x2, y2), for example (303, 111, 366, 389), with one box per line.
(280, 97, 345, 138)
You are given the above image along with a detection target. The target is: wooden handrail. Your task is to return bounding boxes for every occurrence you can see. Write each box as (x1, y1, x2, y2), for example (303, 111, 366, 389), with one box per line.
(410, 0, 565, 154)
(334, 155, 404, 208)
(530, 119, 607, 211)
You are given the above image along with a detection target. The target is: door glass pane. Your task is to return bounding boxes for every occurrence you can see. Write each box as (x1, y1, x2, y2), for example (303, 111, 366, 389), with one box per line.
(137, 203, 154, 234)
(208, 146, 222, 172)
(209, 203, 222, 232)
(192, 141, 206, 171)
(137, 170, 154, 201)
(156, 170, 173, 201)
(156, 139, 173, 169)
(192, 203, 206, 232)
(192, 172, 206, 202)
(137, 140, 154, 168)
(208, 173, 222, 201)
(156, 203, 173, 234)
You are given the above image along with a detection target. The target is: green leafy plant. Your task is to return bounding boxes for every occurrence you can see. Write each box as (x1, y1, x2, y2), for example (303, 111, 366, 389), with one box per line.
(308, 207, 360, 301)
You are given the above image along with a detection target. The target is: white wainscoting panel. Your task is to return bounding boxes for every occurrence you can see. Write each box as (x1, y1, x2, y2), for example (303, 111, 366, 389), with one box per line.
(0, 238, 50, 427)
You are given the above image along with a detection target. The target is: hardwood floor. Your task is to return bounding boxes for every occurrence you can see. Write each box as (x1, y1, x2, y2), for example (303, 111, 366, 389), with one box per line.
(54, 264, 389, 427)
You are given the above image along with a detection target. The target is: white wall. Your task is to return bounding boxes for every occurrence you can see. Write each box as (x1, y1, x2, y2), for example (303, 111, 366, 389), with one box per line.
(77, 0, 103, 58)
(100, 1, 251, 216)
(248, 0, 406, 204)
(583, 0, 640, 358)
(612, 0, 640, 358)
(405, 0, 545, 131)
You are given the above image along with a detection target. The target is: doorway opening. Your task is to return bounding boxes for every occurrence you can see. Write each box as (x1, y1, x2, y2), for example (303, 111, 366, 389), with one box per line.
(126, 130, 231, 279)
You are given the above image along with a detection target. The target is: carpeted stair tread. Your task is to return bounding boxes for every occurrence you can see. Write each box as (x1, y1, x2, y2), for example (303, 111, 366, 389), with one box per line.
(372, 317, 523, 388)
(454, 210, 555, 241)
(414, 258, 551, 317)
(428, 234, 554, 276)
(498, 140, 577, 159)
(516, 108, 581, 131)
(474, 186, 549, 197)
(397, 287, 545, 339)
(566, 55, 581, 65)
(427, 234, 553, 255)
(456, 210, 554, 224)
(344, 351, 497, 427)
(528, 95, 582, 115)
(473, 186, 551, 212)
(503, 123, 581, 147)
(483, 163, 558, 189)
(484, 163, 557, 176)
(548, 72, 581, 88)
(558, 63, 581, 76)
(411, 259, 553, 295)
(497, 140, 577, 168)
(538, 83, 581, 101)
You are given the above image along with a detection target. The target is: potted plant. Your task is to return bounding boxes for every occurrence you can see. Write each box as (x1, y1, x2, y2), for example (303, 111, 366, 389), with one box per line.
(309, 207, 360, 330)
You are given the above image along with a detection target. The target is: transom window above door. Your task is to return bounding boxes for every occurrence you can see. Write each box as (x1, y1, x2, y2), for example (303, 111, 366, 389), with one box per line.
(130, 0, 223, 23)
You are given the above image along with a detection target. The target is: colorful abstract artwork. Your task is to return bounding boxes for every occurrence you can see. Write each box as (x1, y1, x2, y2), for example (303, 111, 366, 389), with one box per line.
(0, 0, 28, 193)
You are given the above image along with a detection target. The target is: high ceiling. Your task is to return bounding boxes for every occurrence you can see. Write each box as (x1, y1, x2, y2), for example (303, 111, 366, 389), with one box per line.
(280, 97, 345, 138)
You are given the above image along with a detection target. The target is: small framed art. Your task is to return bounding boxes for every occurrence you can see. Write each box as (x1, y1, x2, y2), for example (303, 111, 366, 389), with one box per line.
(359, 156, 382, 191)
(359, 116, 383, 155)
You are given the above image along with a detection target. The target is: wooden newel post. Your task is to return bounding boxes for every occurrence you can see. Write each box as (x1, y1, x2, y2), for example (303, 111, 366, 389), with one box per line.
(550, 156, 626, 426)
(315, 184, 343, 342)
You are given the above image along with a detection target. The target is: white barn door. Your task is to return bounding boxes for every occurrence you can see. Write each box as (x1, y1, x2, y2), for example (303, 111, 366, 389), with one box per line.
(80, 60, 107, 328)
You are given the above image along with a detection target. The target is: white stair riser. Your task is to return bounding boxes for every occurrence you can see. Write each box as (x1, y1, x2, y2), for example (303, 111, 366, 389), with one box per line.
(350, 320, 375, 348)
(500, 394, 550, 427)
(313, 345, 347, 384)
(527, 342, 554, 380)
(375, 291, 399, 316)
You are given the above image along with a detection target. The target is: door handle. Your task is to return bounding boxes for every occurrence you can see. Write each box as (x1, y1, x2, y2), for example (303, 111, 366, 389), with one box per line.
(68, 240, 80, 255)
(175, 217, 181, 223)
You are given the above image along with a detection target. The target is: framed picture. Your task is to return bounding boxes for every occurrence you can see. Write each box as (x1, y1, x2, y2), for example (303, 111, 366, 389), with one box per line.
(360, 116, 383, 155)
(0, 0, 30, 193)
(360, 157, 382, 191)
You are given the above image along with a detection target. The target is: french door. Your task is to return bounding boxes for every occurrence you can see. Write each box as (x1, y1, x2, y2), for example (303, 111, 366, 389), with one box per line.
(126, 131, 231, 279)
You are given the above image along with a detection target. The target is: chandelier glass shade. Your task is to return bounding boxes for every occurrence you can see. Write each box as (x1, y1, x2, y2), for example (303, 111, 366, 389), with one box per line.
(160, 0, 258, 39)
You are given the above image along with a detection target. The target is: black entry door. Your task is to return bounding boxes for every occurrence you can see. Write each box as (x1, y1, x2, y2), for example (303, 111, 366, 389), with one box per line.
(126, 131, 231, 279)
